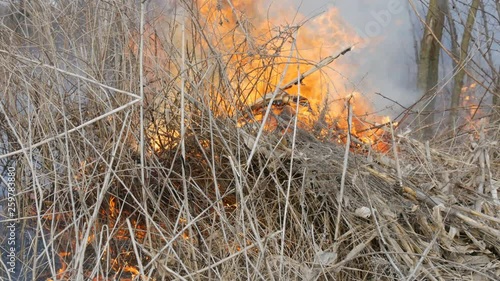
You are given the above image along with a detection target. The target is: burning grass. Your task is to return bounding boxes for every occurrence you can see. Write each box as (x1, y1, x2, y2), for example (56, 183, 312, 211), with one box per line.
(0, 0, 499, 280)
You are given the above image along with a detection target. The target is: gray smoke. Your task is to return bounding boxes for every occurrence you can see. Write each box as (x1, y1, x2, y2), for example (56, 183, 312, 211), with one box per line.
(337, 0, 419, 114)
(290, 0, 421, 116)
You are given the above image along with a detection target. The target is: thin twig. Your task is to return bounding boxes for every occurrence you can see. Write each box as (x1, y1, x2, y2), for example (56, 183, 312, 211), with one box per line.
(281, 46, 352, 90)
(126, 218, 145, 278)
(280, 33, 302, 276)
(0, 49, 141, 100)
(390, 120, 403, 187)
(0, 99, 140, 159)
(181, 231, 282, 279)
(334, 95, 352, 241)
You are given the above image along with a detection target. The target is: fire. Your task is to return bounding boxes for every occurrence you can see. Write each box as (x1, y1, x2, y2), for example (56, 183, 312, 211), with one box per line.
(123, 265, 140, 276)
(41, 3, 410, 279)
(198, 0, 358, 106)
(49, 3, 396, 276)
(131, 0, 392, 153)
(461, 82, 477, 93)
(148, 123, 180, 152)
(460, 82, 485, 127)
(51, 196, 147, 280)
(45, 252, 72, 281)
(196, 0, 391, 149)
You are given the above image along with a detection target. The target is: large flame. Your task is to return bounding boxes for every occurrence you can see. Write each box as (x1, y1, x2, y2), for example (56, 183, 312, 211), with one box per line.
(134, 1, 393, 151)
(199, 0, 358, 106)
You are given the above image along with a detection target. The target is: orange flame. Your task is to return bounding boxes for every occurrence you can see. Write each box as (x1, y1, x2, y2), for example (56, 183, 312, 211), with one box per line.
(197, 1, 391, 148)
(132, 1, 393, 152)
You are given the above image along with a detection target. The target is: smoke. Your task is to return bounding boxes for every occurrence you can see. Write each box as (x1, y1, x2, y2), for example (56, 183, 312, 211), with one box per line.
(338, 0, 419, 112)
(290, 0, 421, 116)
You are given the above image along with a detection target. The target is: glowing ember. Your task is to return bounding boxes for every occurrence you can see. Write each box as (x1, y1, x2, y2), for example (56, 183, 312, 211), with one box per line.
(123, 265, 140, 276)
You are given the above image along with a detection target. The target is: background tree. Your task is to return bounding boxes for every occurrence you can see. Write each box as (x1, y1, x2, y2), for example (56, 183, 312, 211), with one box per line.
(416, 0, 446, 139)
(493, 1, 500, 122)
(449, 0, 480, 131)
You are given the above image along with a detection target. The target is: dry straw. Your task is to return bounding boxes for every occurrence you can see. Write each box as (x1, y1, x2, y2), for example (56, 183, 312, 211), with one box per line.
(0, 1, 498, 280)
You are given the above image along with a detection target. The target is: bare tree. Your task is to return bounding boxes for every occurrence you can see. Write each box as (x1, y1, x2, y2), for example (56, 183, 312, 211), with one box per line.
(494, 2, 500, 122)
(449, 0, 480, 131)
(417, 0, 447, 139)
(493, 75, 500, 122)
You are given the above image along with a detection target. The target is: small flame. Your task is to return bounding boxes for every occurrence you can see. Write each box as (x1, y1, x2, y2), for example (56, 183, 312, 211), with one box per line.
(123, 265, 140, 276)
(148, 123, 181, 152)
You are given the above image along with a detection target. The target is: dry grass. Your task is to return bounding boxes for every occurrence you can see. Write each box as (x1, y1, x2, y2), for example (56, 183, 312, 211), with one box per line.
(0, 1, 499, 280)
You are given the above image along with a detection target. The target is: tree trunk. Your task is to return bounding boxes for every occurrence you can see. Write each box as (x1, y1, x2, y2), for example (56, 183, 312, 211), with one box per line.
(494, 2, 500, 123)
(417, 0, 446, 139)
(449, 0, 480, 132)
(493, 70, 500, 123)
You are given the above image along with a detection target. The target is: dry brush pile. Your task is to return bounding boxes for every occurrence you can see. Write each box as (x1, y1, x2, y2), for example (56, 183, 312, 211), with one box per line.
(0, 1, 499, 280)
